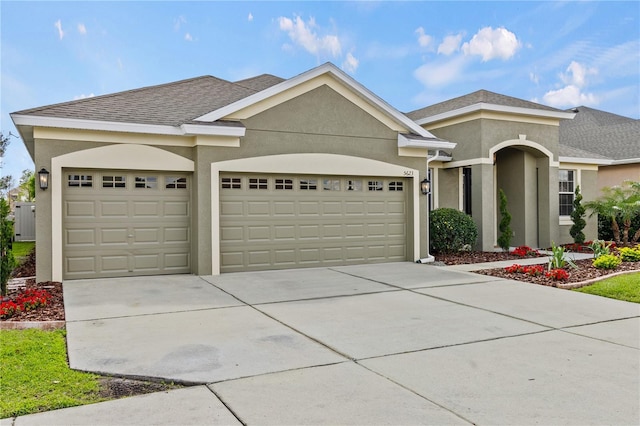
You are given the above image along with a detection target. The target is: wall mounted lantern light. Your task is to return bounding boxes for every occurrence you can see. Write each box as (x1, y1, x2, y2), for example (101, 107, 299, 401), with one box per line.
(420, 178, 430, 195)
(38, 168, 50, 190)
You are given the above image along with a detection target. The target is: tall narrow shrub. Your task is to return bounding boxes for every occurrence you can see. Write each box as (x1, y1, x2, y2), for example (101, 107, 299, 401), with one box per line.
(0, 197, 16, 296)
(570, 185, 586, 244)
(497, 189, 512, 251)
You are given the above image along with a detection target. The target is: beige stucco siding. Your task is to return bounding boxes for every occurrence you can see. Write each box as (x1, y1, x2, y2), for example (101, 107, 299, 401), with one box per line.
(597, 164, 640, 191)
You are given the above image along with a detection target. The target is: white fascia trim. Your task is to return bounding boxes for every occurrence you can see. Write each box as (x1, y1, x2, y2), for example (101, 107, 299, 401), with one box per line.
(195, 63, 435, 138)
(180, 124, 245, 137)
(12, 114, 246, 137)
(397, 134, 456, 150)
(612, 158, 640, 165)
(414, 103, 576, 125)
(559, 156, 613, 166)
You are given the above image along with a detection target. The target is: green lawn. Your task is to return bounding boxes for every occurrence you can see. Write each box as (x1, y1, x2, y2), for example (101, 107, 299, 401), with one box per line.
(0, 329, 106, 418)
(11, 241, 35, 260)
(574, 272, 640, 303)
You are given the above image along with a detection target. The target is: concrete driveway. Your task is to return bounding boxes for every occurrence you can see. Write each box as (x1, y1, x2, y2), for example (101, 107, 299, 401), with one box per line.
(14, 263, 640, 425)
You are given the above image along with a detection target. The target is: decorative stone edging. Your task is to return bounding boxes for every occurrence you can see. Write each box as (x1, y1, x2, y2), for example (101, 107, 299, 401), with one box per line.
(557, 269, 640, 290)
(0, 321, 66, 330)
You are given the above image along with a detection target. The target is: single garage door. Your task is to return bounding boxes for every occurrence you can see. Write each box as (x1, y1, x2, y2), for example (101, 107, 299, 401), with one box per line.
(63, 169, 191, 279)
(220, 173, 409, 272)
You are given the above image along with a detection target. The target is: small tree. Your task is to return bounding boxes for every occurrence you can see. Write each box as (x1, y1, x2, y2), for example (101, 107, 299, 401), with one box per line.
(0, 197, 15, 296)
(570, 185, 586, 244)
(585, 181, 640, 245)
(19, 169, 36, 201)
(497, 189, 512, 251)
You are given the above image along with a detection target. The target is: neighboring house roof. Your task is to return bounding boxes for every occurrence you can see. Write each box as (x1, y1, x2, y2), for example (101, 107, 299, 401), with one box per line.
(406, 89, 571, 124)
(559, 106, 640, 163)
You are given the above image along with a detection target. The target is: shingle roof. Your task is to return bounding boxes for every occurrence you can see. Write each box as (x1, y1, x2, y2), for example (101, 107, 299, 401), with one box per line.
(559, 106, 640, 161)
(406, 89, 562, 120)
(558, 144, 611, 161)
(234, 74, 285, 92)
(12, 74, 284, 126)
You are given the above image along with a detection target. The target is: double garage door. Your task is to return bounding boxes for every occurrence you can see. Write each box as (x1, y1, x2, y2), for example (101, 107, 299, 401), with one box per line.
(62, 169, 191, 279)
(62, 170, 410, 278)
(220, 173, 410, 272)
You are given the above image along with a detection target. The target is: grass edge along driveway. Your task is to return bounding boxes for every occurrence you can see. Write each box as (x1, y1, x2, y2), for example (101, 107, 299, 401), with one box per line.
(0, 328, 106, 418)
(573, 272, 640, 303)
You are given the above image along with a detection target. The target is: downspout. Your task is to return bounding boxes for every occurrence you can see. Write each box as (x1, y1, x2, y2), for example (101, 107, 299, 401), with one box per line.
(417, 149, 445, 264)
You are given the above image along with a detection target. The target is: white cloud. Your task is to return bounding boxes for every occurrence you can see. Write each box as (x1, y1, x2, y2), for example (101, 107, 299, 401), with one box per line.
(248, 12, 253, 22)
(414, 55, 468, 88)
(542, 85, 597, 107)
(529, 72, 539, 84)
(342, 52, 359, 73)
(184, 33, 193, 42)
(74, 93, 95, 100)
(277, 15, 342, 58)
(438, 34, 463, 56)
(561, 61, 597, 87)
(174, 16, 186, 31)
(462, 26, 520, 61)
(541, 61, 599, 108)
(54, 19, 64, 40)
(77, 23, 87, 35)
(415, 27, 434, 49)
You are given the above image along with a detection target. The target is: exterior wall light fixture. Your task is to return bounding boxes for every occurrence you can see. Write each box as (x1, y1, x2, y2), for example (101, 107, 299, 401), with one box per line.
(38, 168, 50, 190)
(420, 178, 430, 195)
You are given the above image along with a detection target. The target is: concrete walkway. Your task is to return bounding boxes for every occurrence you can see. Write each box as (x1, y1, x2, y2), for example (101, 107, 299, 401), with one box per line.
(3, 262, 639, 425)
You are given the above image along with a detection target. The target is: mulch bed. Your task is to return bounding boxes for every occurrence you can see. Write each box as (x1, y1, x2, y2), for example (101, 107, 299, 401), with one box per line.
(475, 259, 640, 287)
(435, 250, 545, 265)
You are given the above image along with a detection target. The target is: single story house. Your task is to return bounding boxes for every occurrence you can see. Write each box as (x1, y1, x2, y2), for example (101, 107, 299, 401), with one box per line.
(12, 62, 639, 282)
(12, 63, 455, 282)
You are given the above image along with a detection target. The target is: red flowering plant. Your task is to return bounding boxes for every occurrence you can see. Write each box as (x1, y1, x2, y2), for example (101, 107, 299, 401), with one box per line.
(0, 288, 51, 319)
(504, 264, 545, 276)
(546, 268, 569, 281)
(505, 264, 524, 274)
(511, 245, 541, 258)
(0, 301, 21, 319)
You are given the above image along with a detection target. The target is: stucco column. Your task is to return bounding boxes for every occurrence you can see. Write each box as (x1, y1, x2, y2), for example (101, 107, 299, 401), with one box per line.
(472, 163, 496, 251)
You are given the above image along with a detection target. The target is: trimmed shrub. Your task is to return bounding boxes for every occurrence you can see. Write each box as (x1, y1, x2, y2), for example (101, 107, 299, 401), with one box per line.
(618, 247, 640, 262)
(497, 189, 512, 251)
(592, 254, 621, 269)
(430, 208, 478, 253)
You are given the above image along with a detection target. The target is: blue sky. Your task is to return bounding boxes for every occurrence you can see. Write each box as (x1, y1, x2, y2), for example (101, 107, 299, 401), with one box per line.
(1, 1, 639, 187)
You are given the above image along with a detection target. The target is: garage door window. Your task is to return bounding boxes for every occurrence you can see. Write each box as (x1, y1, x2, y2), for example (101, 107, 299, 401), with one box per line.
(275, 178, 293, 190)
(347, 180, 362, 191)
(388, 181, 403, 191)
(165, 177, 187, 189)
(135, 176, 157, 189)
(102, 175, 126, 188)
(323, 179, 340, 191)
(68, 174, 93, 187)
(249, 178, 268, 189)
(222, 177, 242, 189)
(299, 179, 317, 190)
(368, 180, 383, 191)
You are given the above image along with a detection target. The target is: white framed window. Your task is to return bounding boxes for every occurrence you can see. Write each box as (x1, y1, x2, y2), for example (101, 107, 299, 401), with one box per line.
(249, 178, 268, 189)
(165, 176, 187, 189)
(102, 175, 126, 188)
(275, 178, 293, 190)
(221, 177, 241, 189)
(346, 180, 362, 191)
(135, 176, 158, 189)
(68, 174, 93, 187)
(323, 179, 340, 191)
(368, 180, 383, 191)
(299, 179, 317, 190)
(559, 170, 574, 216)
(388, 181, 403, 191)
